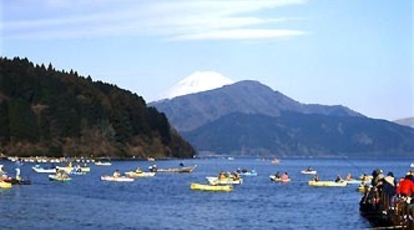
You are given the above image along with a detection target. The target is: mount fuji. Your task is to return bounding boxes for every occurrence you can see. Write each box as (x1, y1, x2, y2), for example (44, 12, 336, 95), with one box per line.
(154, 71, 235, 101)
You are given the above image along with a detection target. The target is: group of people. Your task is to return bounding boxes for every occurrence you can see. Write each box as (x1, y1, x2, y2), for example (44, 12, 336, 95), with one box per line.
(273, 171, 290, 180)
(218, 171, 241, 181)
(310, 173, 355, 183)
(1, 165, 23, 182)
(360, 168, 414, 221)
(55, 168, 69, 179)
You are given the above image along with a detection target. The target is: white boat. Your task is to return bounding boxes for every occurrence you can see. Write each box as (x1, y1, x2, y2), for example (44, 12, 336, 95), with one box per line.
(95, 161, 112, 166)
(124, 171, 156, 177)
(206, 176, 243, 185)
(32, 165, 57, 173)
(410, 163, 414, 168)
(344, 179, 363, 185)
(100, 175, 134, 182)
(269, 175, 291, 182)
(56, 165, 90, 173)
(237, 169, 258, 176)
(300, 170, 317, 175)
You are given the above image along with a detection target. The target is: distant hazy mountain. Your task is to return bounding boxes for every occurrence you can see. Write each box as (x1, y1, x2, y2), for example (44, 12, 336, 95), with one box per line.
(154, 71, 234, 101)
(150, 80, 362, 132)
(181, 112, 414, 157)
(394, 117, 414, 128)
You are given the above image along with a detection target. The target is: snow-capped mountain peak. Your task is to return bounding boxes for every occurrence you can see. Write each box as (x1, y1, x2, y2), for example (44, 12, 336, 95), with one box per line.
(156, 71, 235, 101)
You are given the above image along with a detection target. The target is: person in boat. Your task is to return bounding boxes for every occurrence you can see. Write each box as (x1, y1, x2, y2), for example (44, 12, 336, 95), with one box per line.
(307, 166, 313, 172)
(218, 171, 226, 180)
(396, 174, 414, 197)
(280, 172, 289, 180)
(113, 170, 121, 178)
(274, 171, 281, 179)
(55, 169, 63, 179)
(135, 167, 142, 173)
(15, 168, 21, 181)
(75, 164, 82, 172)
(371, 169, 384, 187)
(335, 175, 343, 183)
(360, 173, 370, 181)
(179, 162, 184, 167)
(381, 171, 397, 205)
(232, 171, 240, 180)
(313, 174, 319, 182)
(0, 165, 6, 177)
(345, 173, 352, 181)
(149, 165, 157, 172)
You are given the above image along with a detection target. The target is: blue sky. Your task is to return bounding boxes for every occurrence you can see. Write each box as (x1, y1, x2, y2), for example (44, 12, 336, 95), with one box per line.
(1, 0, 413, 121)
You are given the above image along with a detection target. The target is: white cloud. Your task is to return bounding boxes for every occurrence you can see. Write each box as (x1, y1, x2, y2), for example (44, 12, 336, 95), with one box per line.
(3, 0, 308, 41)
(170, 29, 307, 41)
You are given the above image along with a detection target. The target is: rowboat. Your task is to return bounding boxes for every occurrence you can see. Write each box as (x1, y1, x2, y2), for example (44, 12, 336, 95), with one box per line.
(68, 170, 87, 175)
(271, 158, 280, 164)
(100, 175, 134, 182)
(269, 175, 291, 183)
(0, 181, 12, 188)
(3, 177, 31, 185)
(301, 170, 317, 175)
(124, 171, 156, 178)
(308, 180, 347, 187)
(32, 165, 57, 173)
(344, 180, 363, 185)
(190, 183, 233, 192)
(56, 166, 90, 173)
(151, 165, 197, 173)
(95, 161, 112, 166)
(238, 170, 258, 176)
(48, 175, 72, 182)
(206, 176, 243, 185)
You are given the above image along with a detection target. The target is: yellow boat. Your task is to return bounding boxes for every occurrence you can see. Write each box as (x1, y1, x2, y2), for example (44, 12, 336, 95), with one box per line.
(190, 183, 233, 192)
(308, 180, 347, 187)
(0, 181, 12, 188)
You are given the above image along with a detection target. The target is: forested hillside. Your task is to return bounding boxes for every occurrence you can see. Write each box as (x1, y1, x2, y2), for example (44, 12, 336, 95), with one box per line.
(0, 57, 195, 158)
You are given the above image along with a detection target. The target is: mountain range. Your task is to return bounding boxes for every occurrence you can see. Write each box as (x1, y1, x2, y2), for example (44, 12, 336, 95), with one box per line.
(150, 79, 414, 158)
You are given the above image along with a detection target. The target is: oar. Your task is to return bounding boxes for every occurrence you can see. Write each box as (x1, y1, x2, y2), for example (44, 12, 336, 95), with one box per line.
(366, 226, 403, 230)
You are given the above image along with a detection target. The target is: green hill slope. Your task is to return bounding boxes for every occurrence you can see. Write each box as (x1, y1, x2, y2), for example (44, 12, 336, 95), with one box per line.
(0, 57, 195, 159)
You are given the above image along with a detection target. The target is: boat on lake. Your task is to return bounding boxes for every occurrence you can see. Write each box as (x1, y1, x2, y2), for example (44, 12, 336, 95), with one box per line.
(32, 164, 57, 173)
(206, 176, 243, 185)
(190, 183, 233, 192)
(301, 170, 317, 175)
(236, 169, 257, 176)
(149, 164, 197, 173)
(100, 175, 134, 182)
(95, 161, 112, 166)
(0, 181, 12, 188)
(48, 175, 72, 182)
(269, 175, 291, 183)
(308, 180, 347, 187)
(57, 162, 90, 172)
(124, 171, 156, 177)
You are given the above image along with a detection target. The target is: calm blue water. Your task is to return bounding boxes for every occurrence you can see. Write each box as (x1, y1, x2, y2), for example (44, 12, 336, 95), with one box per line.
(0, 158, 410, 230)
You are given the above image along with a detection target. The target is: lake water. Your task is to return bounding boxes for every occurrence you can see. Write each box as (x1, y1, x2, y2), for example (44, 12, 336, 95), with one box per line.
(0, 157, 410, 230)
